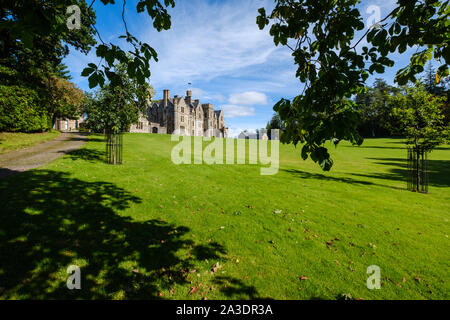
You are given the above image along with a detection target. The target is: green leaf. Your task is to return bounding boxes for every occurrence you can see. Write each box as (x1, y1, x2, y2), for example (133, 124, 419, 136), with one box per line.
(81, 67, 94, 77)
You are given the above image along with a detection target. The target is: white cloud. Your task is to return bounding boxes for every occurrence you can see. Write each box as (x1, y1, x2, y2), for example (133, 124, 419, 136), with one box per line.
(188, 88, 226, 103)
(221, 105, 255, 118)
(229, 91, 268, 105)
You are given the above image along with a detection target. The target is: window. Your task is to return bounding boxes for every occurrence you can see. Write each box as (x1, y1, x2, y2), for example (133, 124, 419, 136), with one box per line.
(181, 107, 184, 113)
(137, 122, 143, 130)
(181, 116, 184, 122)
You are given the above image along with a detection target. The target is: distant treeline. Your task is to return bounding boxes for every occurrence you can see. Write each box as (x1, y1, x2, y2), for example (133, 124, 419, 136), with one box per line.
(266, 64, 449, 139)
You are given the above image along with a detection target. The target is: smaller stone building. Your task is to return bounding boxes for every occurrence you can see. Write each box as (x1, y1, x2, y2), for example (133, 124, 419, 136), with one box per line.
(54, 116, 84, 131)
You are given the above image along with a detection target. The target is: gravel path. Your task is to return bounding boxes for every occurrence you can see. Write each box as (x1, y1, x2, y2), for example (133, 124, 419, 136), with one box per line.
(0, 132, 88, 179)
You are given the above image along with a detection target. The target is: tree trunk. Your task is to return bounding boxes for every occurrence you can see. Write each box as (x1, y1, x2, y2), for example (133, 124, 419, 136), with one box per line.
(112, 134, 116, 165)
(416, 147, 420, 192)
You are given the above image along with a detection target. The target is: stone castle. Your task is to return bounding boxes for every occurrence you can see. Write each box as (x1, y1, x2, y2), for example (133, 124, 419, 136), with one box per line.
(130, 90, 228, 137)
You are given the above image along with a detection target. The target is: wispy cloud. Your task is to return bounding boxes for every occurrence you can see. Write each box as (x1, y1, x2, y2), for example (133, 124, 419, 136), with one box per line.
(221, 105, 255, 118)
(229, 91, 268, 105)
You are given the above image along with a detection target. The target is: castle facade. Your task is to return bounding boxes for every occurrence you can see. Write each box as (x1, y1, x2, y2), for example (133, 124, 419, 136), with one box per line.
(130, 90, 228, 138)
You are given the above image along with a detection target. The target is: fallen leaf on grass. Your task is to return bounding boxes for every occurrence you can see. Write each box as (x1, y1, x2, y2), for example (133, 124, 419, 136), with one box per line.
(189, 283, 203, 295)
(299, 276, 308, 281)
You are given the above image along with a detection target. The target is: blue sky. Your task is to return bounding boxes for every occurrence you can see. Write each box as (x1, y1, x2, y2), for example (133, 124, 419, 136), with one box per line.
(64, 0, 419, 137)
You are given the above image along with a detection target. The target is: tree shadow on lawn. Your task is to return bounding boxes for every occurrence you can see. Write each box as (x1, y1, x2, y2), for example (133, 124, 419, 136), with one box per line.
(0, 169, 259, 299)
(344, 145, 406, 150)
(345, 143, 450, 151)
(355, 157, 450, 188)
(58, 148, 105, 163)
(281, 169, 404, 191)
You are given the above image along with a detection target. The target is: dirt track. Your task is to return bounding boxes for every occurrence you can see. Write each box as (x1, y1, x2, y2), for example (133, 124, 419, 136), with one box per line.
(0, 132, 88, 179)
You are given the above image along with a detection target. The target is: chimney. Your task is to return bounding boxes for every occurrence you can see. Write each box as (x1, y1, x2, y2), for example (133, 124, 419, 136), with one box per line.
(186, 90, 192, 105)
(163, 89, 169, 107)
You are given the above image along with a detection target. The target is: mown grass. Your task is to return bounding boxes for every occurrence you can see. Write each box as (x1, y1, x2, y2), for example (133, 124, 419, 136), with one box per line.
(0, 133, 448, 300)
(0, 131, 60, 154)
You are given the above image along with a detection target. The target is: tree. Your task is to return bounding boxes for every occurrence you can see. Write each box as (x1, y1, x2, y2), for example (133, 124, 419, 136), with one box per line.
(390, 82, 449, 191)
(1, 0, 174, 90)
(52, 62, 73, 80)
(85, 62, 154, 133)
(257, 0, 449, 170)
(47, 75, 85, 126)
(266, 113, 284, 139)
(1, 1, 96, 91)
(423, 62, 450, 125)
(355, 79, 400, 137)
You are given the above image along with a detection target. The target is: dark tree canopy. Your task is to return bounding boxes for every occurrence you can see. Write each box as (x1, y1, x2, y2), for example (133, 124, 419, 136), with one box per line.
(1, 0, 174, 90)
(354, 79, 401, 137)
(257, 0, 450, 170)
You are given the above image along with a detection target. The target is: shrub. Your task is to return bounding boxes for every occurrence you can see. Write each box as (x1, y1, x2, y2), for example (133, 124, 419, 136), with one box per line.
(0, 85, 50, 132)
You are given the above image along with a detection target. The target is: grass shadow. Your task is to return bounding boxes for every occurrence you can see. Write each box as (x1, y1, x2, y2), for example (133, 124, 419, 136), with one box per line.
(360, 157, 450, 188)
(281, 169, 406, 191)
(59, 148, 105, 163)
(0, 170, 258, 299)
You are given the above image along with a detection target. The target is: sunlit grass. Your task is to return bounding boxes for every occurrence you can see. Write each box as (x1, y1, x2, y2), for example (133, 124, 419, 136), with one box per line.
(0, 131, 60, 154)
(0, 133, 448, 299)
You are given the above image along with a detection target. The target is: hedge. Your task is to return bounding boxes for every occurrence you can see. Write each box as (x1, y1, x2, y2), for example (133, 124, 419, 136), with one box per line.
(0, 85, 50, 132)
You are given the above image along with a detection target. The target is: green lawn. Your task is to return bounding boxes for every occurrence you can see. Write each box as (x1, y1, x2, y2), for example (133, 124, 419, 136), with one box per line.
(0, 131, 60, 154)
(0, 133, 449, 300)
